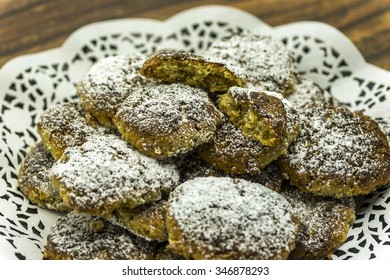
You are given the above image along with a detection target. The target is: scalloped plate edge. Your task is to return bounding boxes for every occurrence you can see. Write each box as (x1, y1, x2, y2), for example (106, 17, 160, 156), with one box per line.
(274, 21, 389, 78)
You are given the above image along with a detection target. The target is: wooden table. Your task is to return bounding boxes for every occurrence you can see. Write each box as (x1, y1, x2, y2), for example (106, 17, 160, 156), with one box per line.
(1, 0, 389, 70)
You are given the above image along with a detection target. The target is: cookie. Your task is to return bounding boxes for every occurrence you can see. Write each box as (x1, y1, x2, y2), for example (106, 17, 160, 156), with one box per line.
(36, 102, 107, 160)
(51, 134, 180, 217)
(18, 142, 69, 211)
(43, 212, 157, 260)
(280, 184, 356, 259)
(140, 51, 246, 93)
(277, 106, 390, 197)
(287, 76, 333, 110)
(179, 153, 283, 192)
(218, 87, 300, 147)
(77, 54, 148, 127)
(166, 177, 298, 260)
(112, 83, 223, 158)
(205, 32, 298, 96)
(198, 121, 292, 175)
(108, 197, 169, 242)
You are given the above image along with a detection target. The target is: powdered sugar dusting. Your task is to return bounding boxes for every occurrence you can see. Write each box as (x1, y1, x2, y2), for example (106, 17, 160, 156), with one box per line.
(51, 134, 179, 216)
(280, 185, 355, 259)
(18, 142, 69, 211)
(114, 83, 223, 156)
(44, 212, 157, 260)
(204, 32, 298, 92)
(168, 177, 297, 259)
(119, 83, 221, 134)
(77, 55, 148, 117)
(36, 102, 109, 158)
(37, 102, 97, 144)
(278, 106, 390, 196)
(287, 76, 332, 110)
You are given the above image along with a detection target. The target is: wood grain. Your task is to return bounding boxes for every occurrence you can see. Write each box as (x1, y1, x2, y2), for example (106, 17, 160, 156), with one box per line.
(0, 0, 389, 70)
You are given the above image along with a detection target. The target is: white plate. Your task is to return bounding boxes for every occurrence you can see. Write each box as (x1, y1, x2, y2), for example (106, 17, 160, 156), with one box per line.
(0, 5, 389, 260)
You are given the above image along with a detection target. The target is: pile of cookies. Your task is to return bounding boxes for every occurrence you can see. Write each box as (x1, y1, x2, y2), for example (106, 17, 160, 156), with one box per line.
(18, 31, 390, 260)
